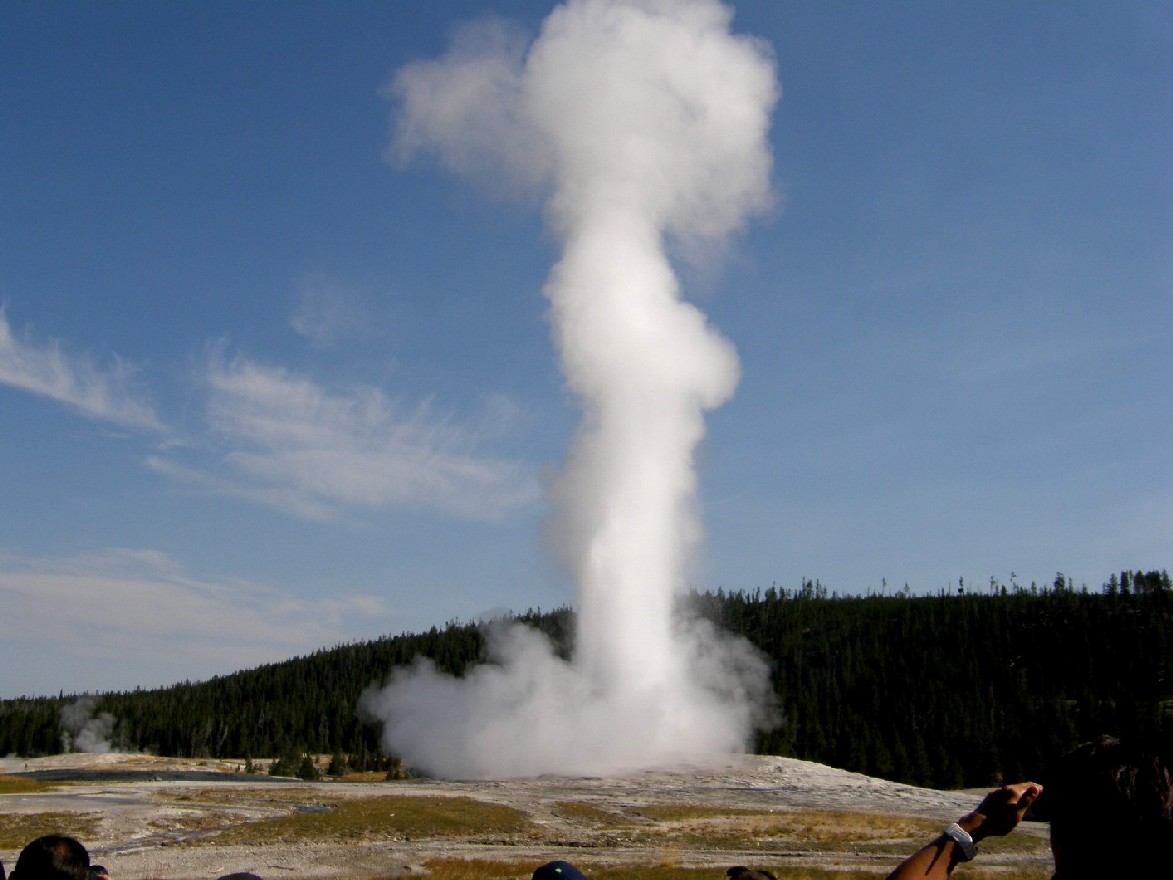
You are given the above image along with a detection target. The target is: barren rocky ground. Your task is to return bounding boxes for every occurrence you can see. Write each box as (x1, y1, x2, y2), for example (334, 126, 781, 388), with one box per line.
(0, 753, 1051, 878)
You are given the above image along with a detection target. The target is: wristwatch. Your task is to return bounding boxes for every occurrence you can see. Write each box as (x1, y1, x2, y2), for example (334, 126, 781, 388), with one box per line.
(942, 822, 977, 861)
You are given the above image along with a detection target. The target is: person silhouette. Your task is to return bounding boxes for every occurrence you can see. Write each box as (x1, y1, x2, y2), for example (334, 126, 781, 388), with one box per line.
(885, 735, 1172, 879)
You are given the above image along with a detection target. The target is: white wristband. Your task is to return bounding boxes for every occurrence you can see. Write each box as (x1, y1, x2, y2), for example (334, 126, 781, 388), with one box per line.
(942, 822, 977, 861)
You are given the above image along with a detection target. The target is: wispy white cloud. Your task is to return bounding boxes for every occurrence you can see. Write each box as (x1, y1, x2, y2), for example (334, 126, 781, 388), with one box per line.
(155, 353, 539, 521)
(289, 275, 372, 349)
(0, 548, 396, 695)
(145, 454, 339, 522)
(0, 307, 537, 523)
(0, 308, 164, 430)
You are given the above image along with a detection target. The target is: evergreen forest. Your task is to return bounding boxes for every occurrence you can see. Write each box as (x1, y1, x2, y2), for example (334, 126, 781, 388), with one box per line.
(1, 570, 1170, 790)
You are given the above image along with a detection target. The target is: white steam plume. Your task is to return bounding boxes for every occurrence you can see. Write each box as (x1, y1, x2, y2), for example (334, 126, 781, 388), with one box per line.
(364, 0, 778, 778)
(60, 696, 118, 754)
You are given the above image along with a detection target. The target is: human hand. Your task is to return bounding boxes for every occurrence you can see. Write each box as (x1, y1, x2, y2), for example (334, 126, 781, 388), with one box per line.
(959, 782, 1042, 842)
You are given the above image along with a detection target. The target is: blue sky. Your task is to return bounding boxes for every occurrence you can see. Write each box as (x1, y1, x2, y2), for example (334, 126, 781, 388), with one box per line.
(1, 1, 1169, 698)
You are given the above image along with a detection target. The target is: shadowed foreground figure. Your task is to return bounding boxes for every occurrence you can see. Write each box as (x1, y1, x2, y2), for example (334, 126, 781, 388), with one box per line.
(885, 735, 1173, 879)
(725, 867, 777, 880)
(9, 836, 90, 880)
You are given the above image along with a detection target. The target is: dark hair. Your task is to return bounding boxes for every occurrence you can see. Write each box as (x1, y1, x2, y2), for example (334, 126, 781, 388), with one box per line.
(725, 868, 778, 880)
(1034, 735, 1173, 873)
(11, 836, 90, 880)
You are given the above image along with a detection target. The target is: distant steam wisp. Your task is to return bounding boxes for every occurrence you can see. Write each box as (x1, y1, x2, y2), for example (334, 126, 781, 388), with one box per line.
(60, 696, 117, 754)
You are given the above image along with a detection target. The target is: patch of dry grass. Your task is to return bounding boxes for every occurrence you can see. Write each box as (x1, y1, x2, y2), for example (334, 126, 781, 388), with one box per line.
(0, 812, 101, 849)
(413, 860, 730, 880)
(181, 786, 333, 807)
(607, 806, 942, 853)
(414, 858, 534, 878)
(584, 865, 790, 880)
(408, 860, 1052, 880)
(553, 801, 637, 826)
(636, 806, 775, 822)
(333, 771, 390, 783)
(0, 775, 51, 795)
(211, 795, 534, 845)
(169, 787, 1050, 871)
(615, 805, 1048, 860)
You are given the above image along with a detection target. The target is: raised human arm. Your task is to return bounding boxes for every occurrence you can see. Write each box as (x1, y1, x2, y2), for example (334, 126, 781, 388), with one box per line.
(884, 782, 1042, 880)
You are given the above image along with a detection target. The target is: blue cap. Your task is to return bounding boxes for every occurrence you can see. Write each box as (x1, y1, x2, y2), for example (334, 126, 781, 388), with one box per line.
(532, 861, 587, 880)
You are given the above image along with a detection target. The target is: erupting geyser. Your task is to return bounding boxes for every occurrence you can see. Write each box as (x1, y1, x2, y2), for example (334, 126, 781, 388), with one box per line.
(362, 0, 779, 777)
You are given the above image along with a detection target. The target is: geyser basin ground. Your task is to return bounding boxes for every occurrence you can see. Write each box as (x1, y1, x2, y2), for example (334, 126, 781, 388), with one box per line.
(0, 753, 1051, 878)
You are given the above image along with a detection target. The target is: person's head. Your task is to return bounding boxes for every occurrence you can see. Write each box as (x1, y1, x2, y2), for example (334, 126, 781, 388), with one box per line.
(10, 836, 90, 880)
(725, 867, 778, 880)
(1033, 735, 1173, 877)
(532, 861, 586, 880)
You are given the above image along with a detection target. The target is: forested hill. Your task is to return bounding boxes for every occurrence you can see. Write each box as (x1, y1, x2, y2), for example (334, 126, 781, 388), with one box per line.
(2, 571, 1170, 789)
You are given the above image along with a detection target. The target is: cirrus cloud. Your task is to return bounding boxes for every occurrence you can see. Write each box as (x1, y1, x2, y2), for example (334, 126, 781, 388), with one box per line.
(0, 308, 163, 431)
(152, 352, 540, 522)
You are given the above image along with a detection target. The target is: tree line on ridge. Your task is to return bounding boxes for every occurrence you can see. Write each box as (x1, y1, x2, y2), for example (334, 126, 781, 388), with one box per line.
(0, 570, 1169, 789)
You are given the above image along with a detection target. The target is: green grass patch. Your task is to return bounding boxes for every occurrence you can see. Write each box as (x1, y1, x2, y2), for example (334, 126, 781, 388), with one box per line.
(0, 812, 101, 849)
(212, 795, 534, 845)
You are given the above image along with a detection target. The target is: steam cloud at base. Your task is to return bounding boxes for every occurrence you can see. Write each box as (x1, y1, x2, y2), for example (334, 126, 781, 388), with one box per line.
(363, 0, 780, 778)
(363, 616, 776, 779)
